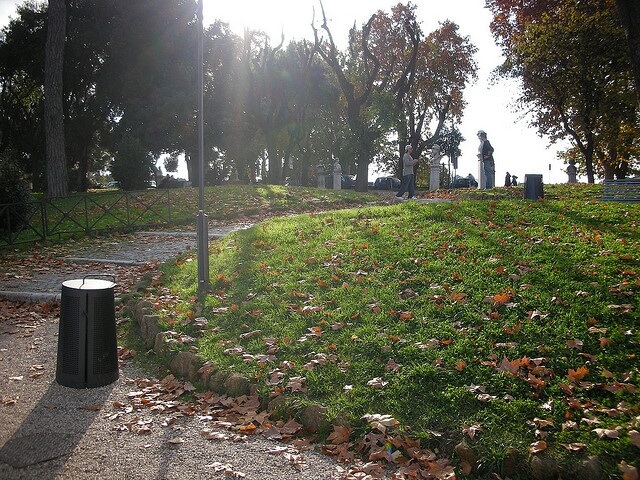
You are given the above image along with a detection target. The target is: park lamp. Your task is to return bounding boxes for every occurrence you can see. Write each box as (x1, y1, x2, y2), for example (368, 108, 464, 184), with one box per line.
(196, 0, 209, 295)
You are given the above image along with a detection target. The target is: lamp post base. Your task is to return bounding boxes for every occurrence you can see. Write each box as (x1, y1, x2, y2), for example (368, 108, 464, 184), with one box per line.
(197, 211, 209, 294)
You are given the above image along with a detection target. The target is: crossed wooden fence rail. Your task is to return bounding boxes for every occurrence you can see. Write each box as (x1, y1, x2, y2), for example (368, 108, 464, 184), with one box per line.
(0, 190, 173, 247)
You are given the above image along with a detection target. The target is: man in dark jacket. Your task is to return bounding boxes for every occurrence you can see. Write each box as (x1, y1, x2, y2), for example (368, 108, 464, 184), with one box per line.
(395, 144, 419, 199)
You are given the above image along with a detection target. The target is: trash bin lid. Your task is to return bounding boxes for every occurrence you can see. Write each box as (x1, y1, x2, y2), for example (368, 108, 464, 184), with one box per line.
(62, 278, 116, 290)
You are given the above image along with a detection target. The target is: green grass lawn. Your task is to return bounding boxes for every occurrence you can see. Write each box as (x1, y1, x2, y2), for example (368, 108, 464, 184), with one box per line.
(138, 184, 639, 478)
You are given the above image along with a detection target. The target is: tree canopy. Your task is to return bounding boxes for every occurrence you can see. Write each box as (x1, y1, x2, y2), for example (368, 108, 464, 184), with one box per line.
(0, 1, 480, 193)
(487, 0, 639, 181)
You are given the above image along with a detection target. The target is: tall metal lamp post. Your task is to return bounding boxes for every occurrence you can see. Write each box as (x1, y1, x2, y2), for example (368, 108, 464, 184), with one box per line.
(196, 0, 209, 294)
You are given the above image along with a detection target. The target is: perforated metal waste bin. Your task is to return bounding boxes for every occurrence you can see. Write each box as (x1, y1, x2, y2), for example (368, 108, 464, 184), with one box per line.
(56, 277, 119, 388)
(524, 174, 544, 200)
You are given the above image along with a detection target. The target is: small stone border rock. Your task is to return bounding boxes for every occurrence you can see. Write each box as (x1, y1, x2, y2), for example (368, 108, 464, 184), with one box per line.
(133, 299, 331, 434)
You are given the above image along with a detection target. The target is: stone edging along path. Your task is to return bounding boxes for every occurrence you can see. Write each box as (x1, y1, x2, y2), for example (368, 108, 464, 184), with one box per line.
(132, 299, 331, 434)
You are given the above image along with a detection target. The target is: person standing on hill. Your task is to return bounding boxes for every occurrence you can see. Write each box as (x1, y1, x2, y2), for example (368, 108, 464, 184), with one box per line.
(477, 130, 495, 189)
(396, 144, 419, 200)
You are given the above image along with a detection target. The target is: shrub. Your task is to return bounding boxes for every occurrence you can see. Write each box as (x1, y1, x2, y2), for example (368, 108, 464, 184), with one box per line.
(110, 134, 155, 191)
(0, 148, 33, 232)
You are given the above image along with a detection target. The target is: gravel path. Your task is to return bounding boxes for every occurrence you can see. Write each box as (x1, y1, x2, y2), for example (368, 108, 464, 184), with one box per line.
(0, 310, 352, 479)
(0, 227, 379, 479)
(0, 227, 242, 301)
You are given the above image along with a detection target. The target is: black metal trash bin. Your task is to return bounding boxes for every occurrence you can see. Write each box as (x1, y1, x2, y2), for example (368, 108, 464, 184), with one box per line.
(524, 174, 544, 200)
(56, 277, 119, 388)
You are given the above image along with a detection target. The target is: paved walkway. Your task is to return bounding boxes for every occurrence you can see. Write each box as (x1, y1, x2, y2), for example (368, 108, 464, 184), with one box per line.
(0, 226, 248, 303)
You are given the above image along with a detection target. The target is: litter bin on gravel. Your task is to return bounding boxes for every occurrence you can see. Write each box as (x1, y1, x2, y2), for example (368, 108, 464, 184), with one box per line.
(56, 276, 119, 388)
(524, 174, 544, 200)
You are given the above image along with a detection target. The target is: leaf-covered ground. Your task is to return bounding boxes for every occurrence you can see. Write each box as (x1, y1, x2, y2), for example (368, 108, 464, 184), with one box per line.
(147, 184, 639, 479)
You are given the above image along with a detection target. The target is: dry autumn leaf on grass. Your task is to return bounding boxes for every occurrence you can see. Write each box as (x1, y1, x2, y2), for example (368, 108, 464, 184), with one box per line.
(462, 423, 483, 440)
(327, 425, 352, 445)
(619, 461, 639, 480)
(566, 338, 583, 350)
(561, 443, 587, 452)
(529, 440, 547, 454)
(385, 358, 401, 372)
(367, 377, 388, 389)
(532, 417, 555, 429)
(362, 414, 399, 433)
(568, 366, 589, 382)
(593, 427, 620, 439)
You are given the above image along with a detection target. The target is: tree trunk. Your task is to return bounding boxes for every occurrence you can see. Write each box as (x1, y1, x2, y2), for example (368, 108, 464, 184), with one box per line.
(353, 127, 373, 192)
(600, 151, 615, 180)
(355, 159, 369, 192)
(44, 0, 68, 198)
(585, 144, 595, 184)
(266, 134, 281, 185)
(75, 153, 89, 192)
(615, 0, 640, 107)
(395, 111, 409, 179)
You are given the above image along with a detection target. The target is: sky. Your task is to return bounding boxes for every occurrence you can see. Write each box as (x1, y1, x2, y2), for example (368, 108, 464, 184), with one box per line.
(0, 0, 572, 184)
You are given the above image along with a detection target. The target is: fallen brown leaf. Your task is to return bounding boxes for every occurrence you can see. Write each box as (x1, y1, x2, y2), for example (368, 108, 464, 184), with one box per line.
(529, 440, 547, 454)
